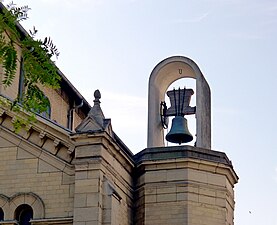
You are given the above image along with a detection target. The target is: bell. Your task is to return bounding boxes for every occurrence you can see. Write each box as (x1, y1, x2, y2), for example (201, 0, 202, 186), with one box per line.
(166, 116, 193, 144)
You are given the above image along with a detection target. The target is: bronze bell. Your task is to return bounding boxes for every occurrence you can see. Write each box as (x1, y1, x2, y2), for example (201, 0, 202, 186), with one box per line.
(166, 116, 193, 144)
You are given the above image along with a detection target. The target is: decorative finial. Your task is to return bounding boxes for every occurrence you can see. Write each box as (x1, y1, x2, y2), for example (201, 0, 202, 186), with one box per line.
(94, 89, 101, 105)
(75, 89, 106, 133)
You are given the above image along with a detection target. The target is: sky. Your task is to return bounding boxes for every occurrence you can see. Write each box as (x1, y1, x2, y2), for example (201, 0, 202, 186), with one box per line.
(4, 0, 277, 224)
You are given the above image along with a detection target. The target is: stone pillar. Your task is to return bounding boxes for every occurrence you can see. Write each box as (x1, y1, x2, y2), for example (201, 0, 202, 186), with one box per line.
(72, 132, 134, 225)
(134, 146, 238, 225)
(72, 90, 134, 225)
(73, 143, 105, 225)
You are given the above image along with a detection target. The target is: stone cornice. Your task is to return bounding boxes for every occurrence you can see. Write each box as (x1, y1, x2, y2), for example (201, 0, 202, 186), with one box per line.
(134, 145, 232, 166)
(134, 145, 238, 185)
(0, 103, 76, 165)
(71, 130, 135, 166)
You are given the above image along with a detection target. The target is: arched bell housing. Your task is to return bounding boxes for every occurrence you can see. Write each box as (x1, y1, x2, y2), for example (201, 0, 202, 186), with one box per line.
(165, 116, 193, 144)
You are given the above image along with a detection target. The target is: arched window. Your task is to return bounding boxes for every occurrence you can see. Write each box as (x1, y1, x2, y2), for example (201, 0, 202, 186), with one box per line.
(40, 97, 51, 119)
(0, 207, 4, 220)
(18, 57, 25, 102)
(15, 204, 33, 225)
(37, 95, 51, 119)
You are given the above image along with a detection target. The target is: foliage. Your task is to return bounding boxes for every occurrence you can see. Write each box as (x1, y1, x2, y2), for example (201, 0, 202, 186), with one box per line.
(0, 1, 61, 129)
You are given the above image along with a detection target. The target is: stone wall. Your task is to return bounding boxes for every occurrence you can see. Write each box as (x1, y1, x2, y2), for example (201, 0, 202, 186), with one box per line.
(0, 118, 75, 219)
(134, 146, 238, 225)
(0, 103, 238, 225)
(72, 132, 134, 225)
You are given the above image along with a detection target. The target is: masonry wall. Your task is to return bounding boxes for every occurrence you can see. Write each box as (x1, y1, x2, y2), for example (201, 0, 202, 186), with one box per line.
(0, 107, 76, 221)
(73, 134, 134, 225)
(0, 130, 74, 219)
(0, 97, 238, 225)
(40, 86, 84, 130)
(134, 147, 238, 225)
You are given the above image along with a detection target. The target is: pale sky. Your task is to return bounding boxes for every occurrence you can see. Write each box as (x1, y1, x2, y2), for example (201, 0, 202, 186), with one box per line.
(6, 0, 277, 224)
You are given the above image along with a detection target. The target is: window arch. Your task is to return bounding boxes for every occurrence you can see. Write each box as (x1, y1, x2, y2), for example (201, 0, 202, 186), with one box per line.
(9, 193, 45, 219)
(0, 207, 4, 220)
(15, 204, 33, 225)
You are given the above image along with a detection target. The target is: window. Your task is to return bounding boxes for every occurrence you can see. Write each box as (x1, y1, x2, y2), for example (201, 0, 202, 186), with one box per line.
(0, 207, 4, 220)
(40, 96, 51, 119)
(18, 58, 51, 119)
(15, 204, 33, 225)
(36, 95, 51, 119)
(18, 57, 25, 102)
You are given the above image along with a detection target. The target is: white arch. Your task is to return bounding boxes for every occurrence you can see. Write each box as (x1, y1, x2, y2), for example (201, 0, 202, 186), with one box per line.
(147, 56, 211, 149)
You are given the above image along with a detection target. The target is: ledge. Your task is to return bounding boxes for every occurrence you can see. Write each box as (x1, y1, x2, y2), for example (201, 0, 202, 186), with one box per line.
(134, 145, 233, 166)
(30, 217, 73, 224)
(0, 220, 18, 225)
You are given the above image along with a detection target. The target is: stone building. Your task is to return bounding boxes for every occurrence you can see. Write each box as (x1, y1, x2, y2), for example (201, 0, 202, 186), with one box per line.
(0, 3, 238, 225)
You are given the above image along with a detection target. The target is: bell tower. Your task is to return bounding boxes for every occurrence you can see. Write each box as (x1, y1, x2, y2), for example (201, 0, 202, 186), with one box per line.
(134, 56, 238, 225)
(147, 56, 211, 149)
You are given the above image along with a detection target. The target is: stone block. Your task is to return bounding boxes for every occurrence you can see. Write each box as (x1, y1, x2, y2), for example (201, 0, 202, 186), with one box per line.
(75, 179, 99, 194)
(73, 222, 85, 225)
(187, 169, 208, 183)
(42, 138, 57, 155)
(56, 146, 71, 163)
(18, 141, 41, 157)
(39, 152, 65, 171)
(85, 221, 101, 225)
(166, 169, 187, 181)
(176, 185, 188, 193)
(17, 147, 36, 159)
(207, 173, 225, 187)
(155, 162, 177, 170)
(145, 187, 156, 195)
(102, 208, 111, 223)
(76, 171, 88, 180)
(187, 193, 199, 202)
(157, 193, 176, 202)
(145, 195, 156, 203)
(199, 195, 215, 205)
(199, 187, 216, 197)
(74, 193, 87, 207)
(1, 116, 15, 131)
(177, 192, 186, 201)
(74, 207, 99, 222)
(62, 173, 74, 185)
(0, 136, 16, 148)
(75, 145, 102, 158)
(87, 193, 100, 207)
(28, 130, 43, 147)
(145, 170, 167, 183)
(156, 186, 176, 194)
(0, 129, 21, 146)
(63, 165, 74, 176)
(38, 159, 60, 173)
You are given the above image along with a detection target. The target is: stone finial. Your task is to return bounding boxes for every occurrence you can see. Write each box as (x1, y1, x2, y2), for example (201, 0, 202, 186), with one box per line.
(88, 90, 104, 122)
(94, 90, 101, 104)
(75, 90, 106, 133)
